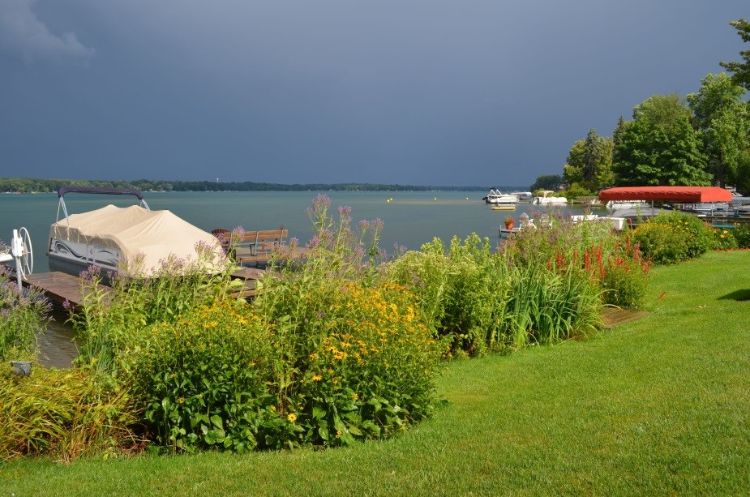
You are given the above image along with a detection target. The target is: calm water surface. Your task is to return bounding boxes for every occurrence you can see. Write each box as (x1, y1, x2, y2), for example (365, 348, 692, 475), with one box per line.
(1, 190, 594, 367)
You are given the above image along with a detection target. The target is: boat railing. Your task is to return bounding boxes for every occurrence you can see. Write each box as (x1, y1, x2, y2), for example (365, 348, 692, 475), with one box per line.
(55, 186, 150, 222)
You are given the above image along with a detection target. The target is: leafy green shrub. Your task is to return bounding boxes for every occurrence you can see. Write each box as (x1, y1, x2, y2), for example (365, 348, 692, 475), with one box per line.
(0, 272, 51, 361)
(279, 282, 441, 447)
(708, 227, 738, 250)
(0, 368, 138, 461)
(385, 238, 450, 334)
(387, 235, 511, 356)
(252, 196, 441, 448)
(632, 212, 712, 264)
(117, 195, 439, 453)
(572, 239, 649, 310)
(123, 301, 273, 453)
(563, 183, 594, 200)
(441, 235, 512, 355)
(629, 223, 684, 264)
(732, 224, 750, 248)
(71, 246, 239, 373)
(601, 257, 649, 309)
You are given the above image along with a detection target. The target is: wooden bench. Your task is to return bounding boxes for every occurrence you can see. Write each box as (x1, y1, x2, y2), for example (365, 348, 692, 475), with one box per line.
(221, 228, 288, 266)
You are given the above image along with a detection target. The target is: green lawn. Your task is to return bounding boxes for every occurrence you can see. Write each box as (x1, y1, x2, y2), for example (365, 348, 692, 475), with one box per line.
(3, 251, 750, 496)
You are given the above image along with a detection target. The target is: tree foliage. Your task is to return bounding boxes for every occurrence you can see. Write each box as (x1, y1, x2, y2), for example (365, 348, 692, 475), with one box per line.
(0, 178, 487, 194)
(720, 19, 750, 91)
(563, 129, 613, 192)
(530, 174, 563, 192)
(688, 73, 750, 187)
(613, 95, 710, 186)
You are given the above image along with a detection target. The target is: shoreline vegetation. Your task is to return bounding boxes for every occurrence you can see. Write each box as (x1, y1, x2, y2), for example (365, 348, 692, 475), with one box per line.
(2, 194, 749, 496)
(0, 177, 508, 194)
(3, 247, 748, 495)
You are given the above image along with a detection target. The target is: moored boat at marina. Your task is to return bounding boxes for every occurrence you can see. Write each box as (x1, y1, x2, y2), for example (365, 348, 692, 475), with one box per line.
(532, 190, 567, 205)
(47, 186, 224, 279)
(598, 186, 735, 225)
(483, 189, 519, 205)
(510, 191, 533, 202)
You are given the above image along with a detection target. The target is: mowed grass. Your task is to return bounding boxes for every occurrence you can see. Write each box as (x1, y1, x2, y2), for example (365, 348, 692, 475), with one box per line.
(3, 251, 750, 496)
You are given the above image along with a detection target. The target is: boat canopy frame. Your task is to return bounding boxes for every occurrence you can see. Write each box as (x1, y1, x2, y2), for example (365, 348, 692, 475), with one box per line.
(55, 186, 150, 222)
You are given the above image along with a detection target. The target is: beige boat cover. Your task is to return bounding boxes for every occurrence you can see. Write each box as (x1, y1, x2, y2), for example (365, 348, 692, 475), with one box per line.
(50, 204, 225, 276)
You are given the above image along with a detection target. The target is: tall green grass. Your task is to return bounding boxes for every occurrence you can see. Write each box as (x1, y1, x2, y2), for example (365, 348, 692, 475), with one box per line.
(0, 272, 51, 361)
(505, 262, 601, 347)
(0, 368, 138, 462)
(71, 247, 239, 374)
(387, 230, 603, 355)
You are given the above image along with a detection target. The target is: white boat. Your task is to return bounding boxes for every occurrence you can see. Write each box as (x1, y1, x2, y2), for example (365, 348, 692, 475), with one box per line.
(510, 191, 533, 202)
(48, 186, 224, 278)
(483, 189, 519, 205)
(682, 202, 731, 215)
(532, 190, 567, 205)
(609, 206, 669, 222)
(606, 200, 646, 211)
(570, 214, 628, 231)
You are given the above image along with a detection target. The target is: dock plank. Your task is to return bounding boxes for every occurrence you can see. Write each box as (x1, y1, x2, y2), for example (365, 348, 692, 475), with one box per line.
(229, 267, 264, 299)
(26, 267, 267, 307)
(25, 271, 106, 307)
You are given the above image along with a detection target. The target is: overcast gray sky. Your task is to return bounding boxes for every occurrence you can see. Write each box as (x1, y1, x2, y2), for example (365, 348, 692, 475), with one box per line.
(0, 0, 747, 186)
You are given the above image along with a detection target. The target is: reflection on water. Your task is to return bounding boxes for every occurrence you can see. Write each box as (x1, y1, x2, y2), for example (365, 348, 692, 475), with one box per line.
(37, 311, 78, 369)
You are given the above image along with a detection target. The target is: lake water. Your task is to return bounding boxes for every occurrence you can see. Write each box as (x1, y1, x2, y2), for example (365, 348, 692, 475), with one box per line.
(0, 190, 594, 272)
(1, 190, 592, 367)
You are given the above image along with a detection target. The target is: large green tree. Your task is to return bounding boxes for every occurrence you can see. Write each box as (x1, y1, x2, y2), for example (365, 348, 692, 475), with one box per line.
(562, 129, 613, 192)
(530, 174, 563, 192)
(613, 95, 710, 186)
(721, 19, 750, 91)
(688, 73, 750, 187)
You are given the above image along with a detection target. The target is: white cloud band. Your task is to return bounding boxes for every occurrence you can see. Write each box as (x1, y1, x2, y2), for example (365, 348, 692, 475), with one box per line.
(0, 0, 94, 62)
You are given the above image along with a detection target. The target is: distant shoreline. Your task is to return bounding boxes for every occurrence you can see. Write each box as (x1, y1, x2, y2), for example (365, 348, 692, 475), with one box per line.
(0, 177, 528, 194)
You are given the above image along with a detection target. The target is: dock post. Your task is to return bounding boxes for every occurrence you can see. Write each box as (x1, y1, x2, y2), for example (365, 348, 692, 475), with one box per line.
(11, 229, 23, 293)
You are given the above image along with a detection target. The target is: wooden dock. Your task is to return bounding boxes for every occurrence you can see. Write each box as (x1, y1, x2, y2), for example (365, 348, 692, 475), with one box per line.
(230, 267, 265, 299)
(25, 271, 99, 307)
(24, 268, 266, 308)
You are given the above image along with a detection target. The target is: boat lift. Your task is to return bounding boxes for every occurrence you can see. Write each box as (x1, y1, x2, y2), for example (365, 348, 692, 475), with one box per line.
(0, 227, 33, 292)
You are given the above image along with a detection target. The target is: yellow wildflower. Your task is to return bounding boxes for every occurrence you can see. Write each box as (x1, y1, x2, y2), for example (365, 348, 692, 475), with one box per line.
(287, 413, 297, 423)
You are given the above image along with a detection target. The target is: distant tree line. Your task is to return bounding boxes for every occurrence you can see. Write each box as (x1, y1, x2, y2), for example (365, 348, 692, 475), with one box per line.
(531, 19, 750, 196)
(0, 177, 492, 194)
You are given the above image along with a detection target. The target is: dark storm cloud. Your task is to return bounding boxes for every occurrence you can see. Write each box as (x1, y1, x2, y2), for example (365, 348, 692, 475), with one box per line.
(0, 0, 93, 62)
(0, 0, 748, 185)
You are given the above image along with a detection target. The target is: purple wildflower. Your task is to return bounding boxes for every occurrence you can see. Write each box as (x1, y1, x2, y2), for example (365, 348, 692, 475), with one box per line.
(338, 205, 352, 218)
(306, 235, 321, 249)
(312, 194, 331, 210)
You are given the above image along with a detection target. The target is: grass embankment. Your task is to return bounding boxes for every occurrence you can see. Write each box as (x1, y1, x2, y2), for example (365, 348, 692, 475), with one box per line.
(3, 251, 749, 496)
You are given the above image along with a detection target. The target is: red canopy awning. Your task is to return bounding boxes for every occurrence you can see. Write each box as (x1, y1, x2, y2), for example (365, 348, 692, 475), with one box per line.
(598, 186, 732, 203)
